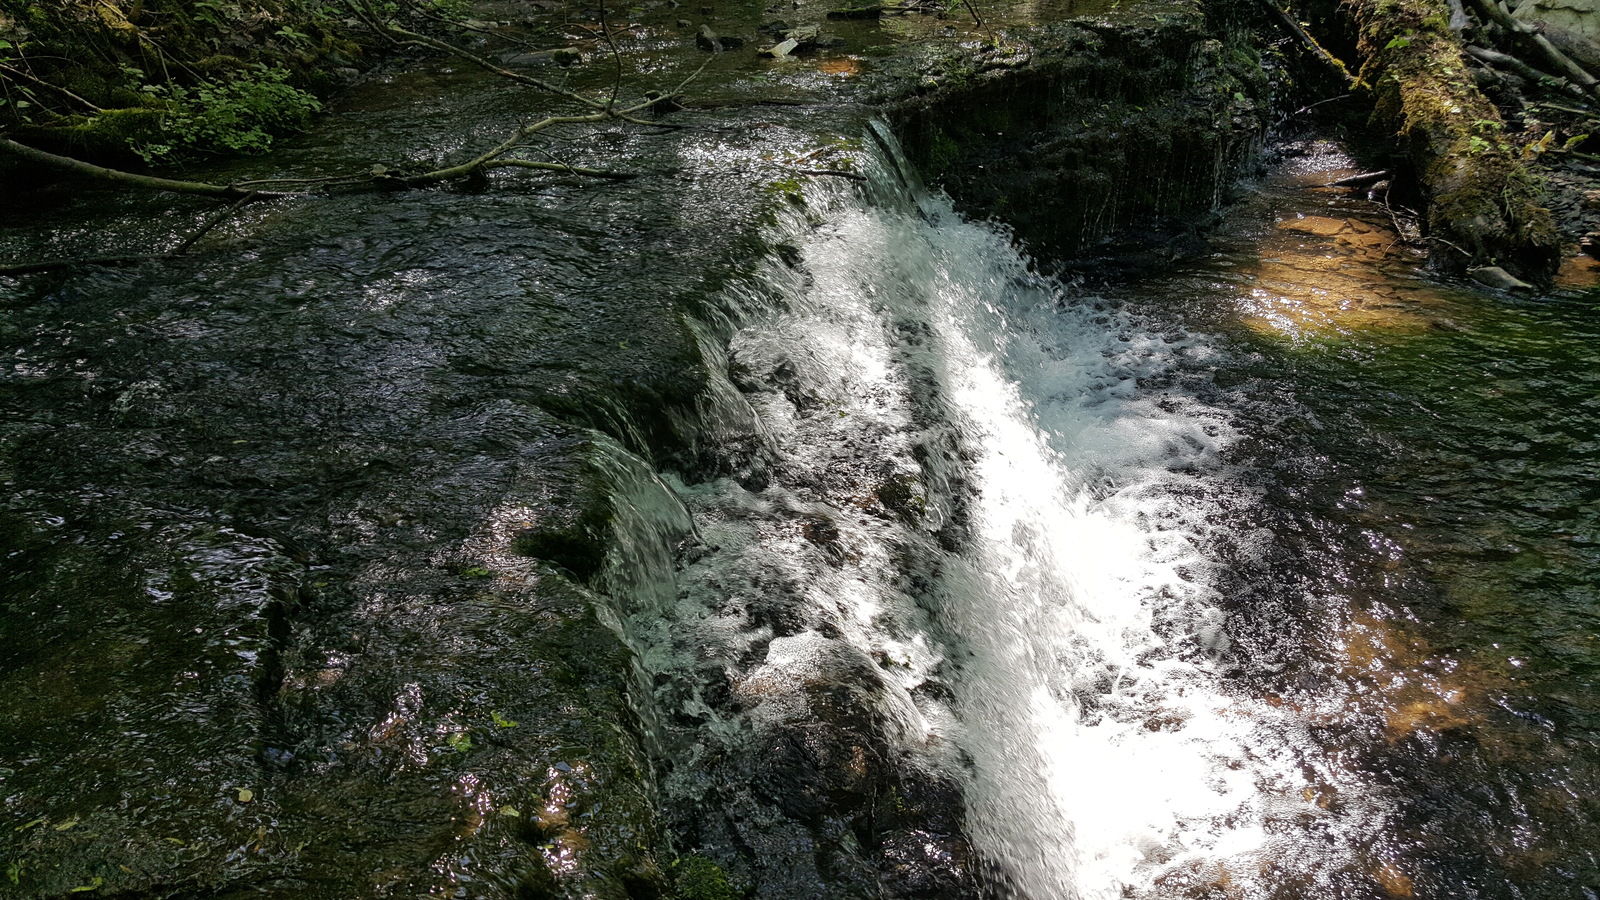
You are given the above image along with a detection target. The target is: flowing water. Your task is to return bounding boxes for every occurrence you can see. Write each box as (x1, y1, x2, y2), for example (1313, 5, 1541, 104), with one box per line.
(5, 63, 1600, 900)
(623, 132, 1600, 897)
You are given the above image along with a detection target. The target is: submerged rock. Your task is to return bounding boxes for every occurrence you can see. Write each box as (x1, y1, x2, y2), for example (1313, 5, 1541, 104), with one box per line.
(1469, 264, 1538, 290)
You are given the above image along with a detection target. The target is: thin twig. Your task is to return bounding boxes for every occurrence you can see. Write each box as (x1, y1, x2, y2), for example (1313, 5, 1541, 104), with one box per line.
(1529, 99, 1599, 116)
(380, 20, 608, 110)
(172, 193, 258, 254)
(598, 0, 622, 111)
(1285, 93, 1353, 118)
(483, 159, 636, 178)
(0, 63, 103, 112)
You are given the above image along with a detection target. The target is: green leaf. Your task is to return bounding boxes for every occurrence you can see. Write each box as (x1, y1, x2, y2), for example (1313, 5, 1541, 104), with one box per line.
(68, 877, 103, 893)
(491, 710, 519, 728)
(499, 806, 521, 817)
(236, 788, 254, 803)
(1386, 35, 1412, 49)
(446, 732, 472, 753)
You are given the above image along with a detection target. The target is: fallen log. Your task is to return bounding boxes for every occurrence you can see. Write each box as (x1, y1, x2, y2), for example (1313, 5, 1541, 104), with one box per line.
(1349, 0, 1561, 282)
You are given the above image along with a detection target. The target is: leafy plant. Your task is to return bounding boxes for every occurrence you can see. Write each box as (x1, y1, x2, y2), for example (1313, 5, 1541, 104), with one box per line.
(137, 66, 321, 162)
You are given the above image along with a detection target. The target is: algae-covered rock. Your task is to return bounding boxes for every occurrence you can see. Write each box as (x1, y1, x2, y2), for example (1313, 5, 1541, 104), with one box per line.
(11, 108, 167, 161)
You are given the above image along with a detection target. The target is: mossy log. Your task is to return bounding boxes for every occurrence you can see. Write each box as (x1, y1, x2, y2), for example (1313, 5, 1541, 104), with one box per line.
(1351, 0, 1561, 282)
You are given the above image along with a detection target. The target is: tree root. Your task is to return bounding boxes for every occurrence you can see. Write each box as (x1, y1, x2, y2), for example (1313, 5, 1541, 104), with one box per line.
(1464, 0, 1599, 94)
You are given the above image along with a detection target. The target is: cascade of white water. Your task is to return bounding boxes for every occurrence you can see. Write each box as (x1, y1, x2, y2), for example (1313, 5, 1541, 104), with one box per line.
(644, 126, 1385, 898)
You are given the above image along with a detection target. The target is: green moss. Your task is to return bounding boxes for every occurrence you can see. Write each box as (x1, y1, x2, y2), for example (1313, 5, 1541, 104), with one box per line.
(1352, 0, 1559, 278)
(2, 0, 370, 161)
(926, 128, 963, 175)
(15, 108, 167, 158)
(670, 856, 737, 900)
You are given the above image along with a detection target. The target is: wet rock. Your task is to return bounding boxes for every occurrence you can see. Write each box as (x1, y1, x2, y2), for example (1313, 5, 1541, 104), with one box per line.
(827, 3, 884, 18)
(787, 25, 841, 50)
(1469, 265, 1537, 291)
(762, 38, 800, 58)
(500, 46, 584, 66)
(889, 13, 1270, 264)
(696, 24, 723, 51)
(1582, 231, 1600, 259)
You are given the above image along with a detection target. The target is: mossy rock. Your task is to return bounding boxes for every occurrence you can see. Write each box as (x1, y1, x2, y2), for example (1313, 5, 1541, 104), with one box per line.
(671, 856, 739, 900)
(13, 107, 167, 162)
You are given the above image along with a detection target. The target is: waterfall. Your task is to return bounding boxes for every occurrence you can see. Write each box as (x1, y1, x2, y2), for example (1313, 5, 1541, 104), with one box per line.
(634, 126, 1385, 898)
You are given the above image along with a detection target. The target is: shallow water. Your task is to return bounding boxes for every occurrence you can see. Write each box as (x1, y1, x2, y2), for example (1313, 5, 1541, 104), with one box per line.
(1101, 141, 1600, 896)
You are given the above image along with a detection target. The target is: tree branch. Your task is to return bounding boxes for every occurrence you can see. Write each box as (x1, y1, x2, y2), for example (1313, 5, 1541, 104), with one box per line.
(483, 159, 636, 179)
(0, 137, 259, 196)
(378, 22, 608, 110)
(1261, 0, 1356, 87)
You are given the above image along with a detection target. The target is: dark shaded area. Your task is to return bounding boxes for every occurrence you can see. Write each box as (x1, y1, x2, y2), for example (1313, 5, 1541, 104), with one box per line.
(889, 2, 1272, 270)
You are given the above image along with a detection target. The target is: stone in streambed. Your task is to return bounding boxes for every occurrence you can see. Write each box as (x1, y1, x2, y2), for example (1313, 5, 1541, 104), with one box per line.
(1469, 265, 1537, 291)
(762, 38, 800, 57)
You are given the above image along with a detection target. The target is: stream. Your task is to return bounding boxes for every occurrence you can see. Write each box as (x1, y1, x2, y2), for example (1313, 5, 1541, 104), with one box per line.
(3, 33, 1600, 900)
